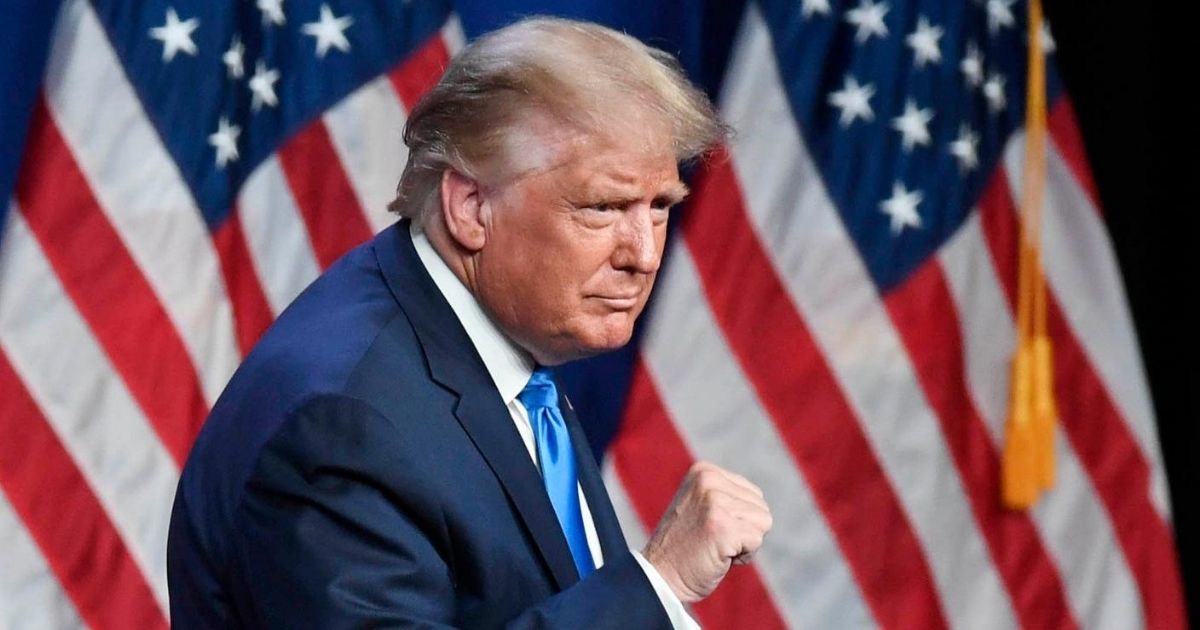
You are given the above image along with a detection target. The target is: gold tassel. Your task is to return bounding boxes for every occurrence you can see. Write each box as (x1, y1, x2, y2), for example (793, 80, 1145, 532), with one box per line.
(1002, 0, 1057, 510)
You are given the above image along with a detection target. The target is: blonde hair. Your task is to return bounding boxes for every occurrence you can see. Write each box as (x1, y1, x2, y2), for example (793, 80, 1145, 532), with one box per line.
(389, 16, 726, 222)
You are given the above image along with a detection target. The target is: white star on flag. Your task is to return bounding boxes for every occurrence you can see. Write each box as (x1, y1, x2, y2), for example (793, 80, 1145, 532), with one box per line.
(960, 42, 984, 88)
(302, 4, 354, 58)
(827, 75, 876, 127)
(906, 16, 943, 67)
(801, 0, 832, 18)
(892, 99, 933, 152)
(1040, 22, 1056, 53)
(949, 124, 980, 172)
(986, 0, 1016, 34)
(149, 8, 199, 62)
(844, 0, 889, 43)
(207, 117, 241, 168)
(257, 0, 286, 26)
(983, 71, 1007, 113)
(222, 35, 245, 79)
(249, 60, 281, 111)
(880, 181, 923, 234)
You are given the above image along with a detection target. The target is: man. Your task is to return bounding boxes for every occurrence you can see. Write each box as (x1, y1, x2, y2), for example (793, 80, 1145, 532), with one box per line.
(168, 17, 772, 628)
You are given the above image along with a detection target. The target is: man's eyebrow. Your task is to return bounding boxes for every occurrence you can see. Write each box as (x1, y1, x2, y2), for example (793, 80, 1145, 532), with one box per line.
(588, 183, 690, 207)
(660, 182, 690, 204)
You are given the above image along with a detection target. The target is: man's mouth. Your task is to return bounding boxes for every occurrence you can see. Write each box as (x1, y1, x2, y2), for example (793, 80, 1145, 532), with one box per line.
(590, 294, 640, 310)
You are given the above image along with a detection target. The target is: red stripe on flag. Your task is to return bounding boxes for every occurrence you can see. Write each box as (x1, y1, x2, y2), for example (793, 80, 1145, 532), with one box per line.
(388, 34, 451, 110)
(276, 121, 375, 269)
(1047, 98, 1101, 212)
(0, 349, 168, 630)
(683, 150, 949, 630)
(610, 360, 788, 630)
(978, 175, 1187, 630)
(884, 253, 1079, 630)
(15, 100, 205, 465)
(213, 210, 273, 356)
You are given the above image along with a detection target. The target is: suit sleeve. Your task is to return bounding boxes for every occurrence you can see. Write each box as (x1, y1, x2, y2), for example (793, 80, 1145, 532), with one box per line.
(228, 394, 672, 629)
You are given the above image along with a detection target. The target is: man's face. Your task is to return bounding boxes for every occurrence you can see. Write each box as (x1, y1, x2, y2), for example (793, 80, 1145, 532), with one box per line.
(472, 127, 686, 365)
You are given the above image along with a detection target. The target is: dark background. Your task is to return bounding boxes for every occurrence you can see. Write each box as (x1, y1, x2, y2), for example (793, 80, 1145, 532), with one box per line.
(1045, 0, 1198, 622)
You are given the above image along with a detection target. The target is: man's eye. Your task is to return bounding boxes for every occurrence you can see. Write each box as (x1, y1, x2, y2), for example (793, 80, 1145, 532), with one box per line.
(651, 195, 678, 212)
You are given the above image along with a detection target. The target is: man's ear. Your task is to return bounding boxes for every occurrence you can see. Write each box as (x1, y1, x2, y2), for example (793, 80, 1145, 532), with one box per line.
(439, 169, 487, 252)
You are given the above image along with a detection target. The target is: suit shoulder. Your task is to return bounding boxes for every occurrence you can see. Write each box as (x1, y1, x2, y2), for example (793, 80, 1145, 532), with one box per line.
(175, 237, 433, 537)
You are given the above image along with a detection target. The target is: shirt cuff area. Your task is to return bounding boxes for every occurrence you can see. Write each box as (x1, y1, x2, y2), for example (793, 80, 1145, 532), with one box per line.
(631, 550, 701, 630)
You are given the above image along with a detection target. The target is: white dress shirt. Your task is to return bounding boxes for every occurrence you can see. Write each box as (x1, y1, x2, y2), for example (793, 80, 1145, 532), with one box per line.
(411, 224, 698, 629)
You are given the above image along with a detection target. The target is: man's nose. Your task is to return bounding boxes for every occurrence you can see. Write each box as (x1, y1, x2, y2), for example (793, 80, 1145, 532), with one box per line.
(612, 204, 662, 274)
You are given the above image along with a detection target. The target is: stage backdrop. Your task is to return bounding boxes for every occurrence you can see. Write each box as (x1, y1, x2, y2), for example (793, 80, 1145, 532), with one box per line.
(0, 0, 1186, 628)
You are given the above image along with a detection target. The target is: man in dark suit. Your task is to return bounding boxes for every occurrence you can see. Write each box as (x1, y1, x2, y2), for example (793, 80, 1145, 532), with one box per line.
(168, 16, 772, 628)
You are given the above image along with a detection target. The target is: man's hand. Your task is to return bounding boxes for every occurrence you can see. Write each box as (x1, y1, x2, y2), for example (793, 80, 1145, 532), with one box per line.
(641, 461, 773, 603)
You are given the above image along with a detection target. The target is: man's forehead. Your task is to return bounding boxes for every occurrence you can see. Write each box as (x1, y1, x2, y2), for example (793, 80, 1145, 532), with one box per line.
(536, 134, 682, 194)
(498, 109, 678, 185)
(571, 161, 688, 200)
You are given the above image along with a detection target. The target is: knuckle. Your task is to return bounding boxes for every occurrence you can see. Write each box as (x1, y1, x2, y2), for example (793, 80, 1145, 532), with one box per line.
(703, 516, 724, 539)
(697, 469, 726, 491)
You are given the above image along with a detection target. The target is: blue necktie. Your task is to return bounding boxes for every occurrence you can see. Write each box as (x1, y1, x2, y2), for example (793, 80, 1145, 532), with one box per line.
(518, 368, 595, 579)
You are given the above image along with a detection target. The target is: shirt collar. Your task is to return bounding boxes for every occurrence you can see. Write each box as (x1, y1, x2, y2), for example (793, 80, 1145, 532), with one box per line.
(410, 222, 535, 405)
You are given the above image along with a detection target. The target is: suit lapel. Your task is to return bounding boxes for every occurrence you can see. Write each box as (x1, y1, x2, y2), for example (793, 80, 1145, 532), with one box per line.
(374, 221, 580, 590)
(560, 393, 631, 561)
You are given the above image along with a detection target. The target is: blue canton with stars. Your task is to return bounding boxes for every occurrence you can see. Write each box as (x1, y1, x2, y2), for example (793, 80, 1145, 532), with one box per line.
(91, 0, 451, 230)
(757, 0, 1064, 292)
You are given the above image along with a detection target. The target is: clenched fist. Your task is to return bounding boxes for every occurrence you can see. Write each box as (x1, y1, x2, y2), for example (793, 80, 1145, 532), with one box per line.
(642, 461, 773, 603)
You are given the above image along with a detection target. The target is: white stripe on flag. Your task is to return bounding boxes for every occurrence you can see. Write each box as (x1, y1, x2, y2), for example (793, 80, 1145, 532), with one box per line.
(0, 207, 177, 613)
(42, 0, 239, 405)
(940, 211, 1144, 629)
(1002, 138, 1170, 516)
(441, 15, 467, 55)
(0, 489, 85, 630)
(602, 461, 650, 553)
(238, 157, 324, 315)
(720, 7, 1017, 628)
(643, 241, 875, 630)
(323, 75, 410, 235)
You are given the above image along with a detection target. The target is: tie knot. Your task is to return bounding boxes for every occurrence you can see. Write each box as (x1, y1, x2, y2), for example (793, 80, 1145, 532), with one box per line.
(518, 368, 559, 411)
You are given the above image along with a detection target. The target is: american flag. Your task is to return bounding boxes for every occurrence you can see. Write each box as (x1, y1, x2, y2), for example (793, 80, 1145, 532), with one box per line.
(0, 0, 1185, 628)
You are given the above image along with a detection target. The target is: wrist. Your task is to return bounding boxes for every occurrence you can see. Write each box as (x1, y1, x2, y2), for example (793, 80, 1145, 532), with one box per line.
(641, 546, 703, 604)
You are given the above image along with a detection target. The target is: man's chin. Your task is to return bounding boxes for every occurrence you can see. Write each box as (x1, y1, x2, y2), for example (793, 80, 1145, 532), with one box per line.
(589, 316, 637, 349)
(585, 328, 636, 356)
(539, 323, 634, 365)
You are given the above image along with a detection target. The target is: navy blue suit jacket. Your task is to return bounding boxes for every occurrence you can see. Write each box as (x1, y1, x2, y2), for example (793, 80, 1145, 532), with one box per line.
(167, 220, 671, 629)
